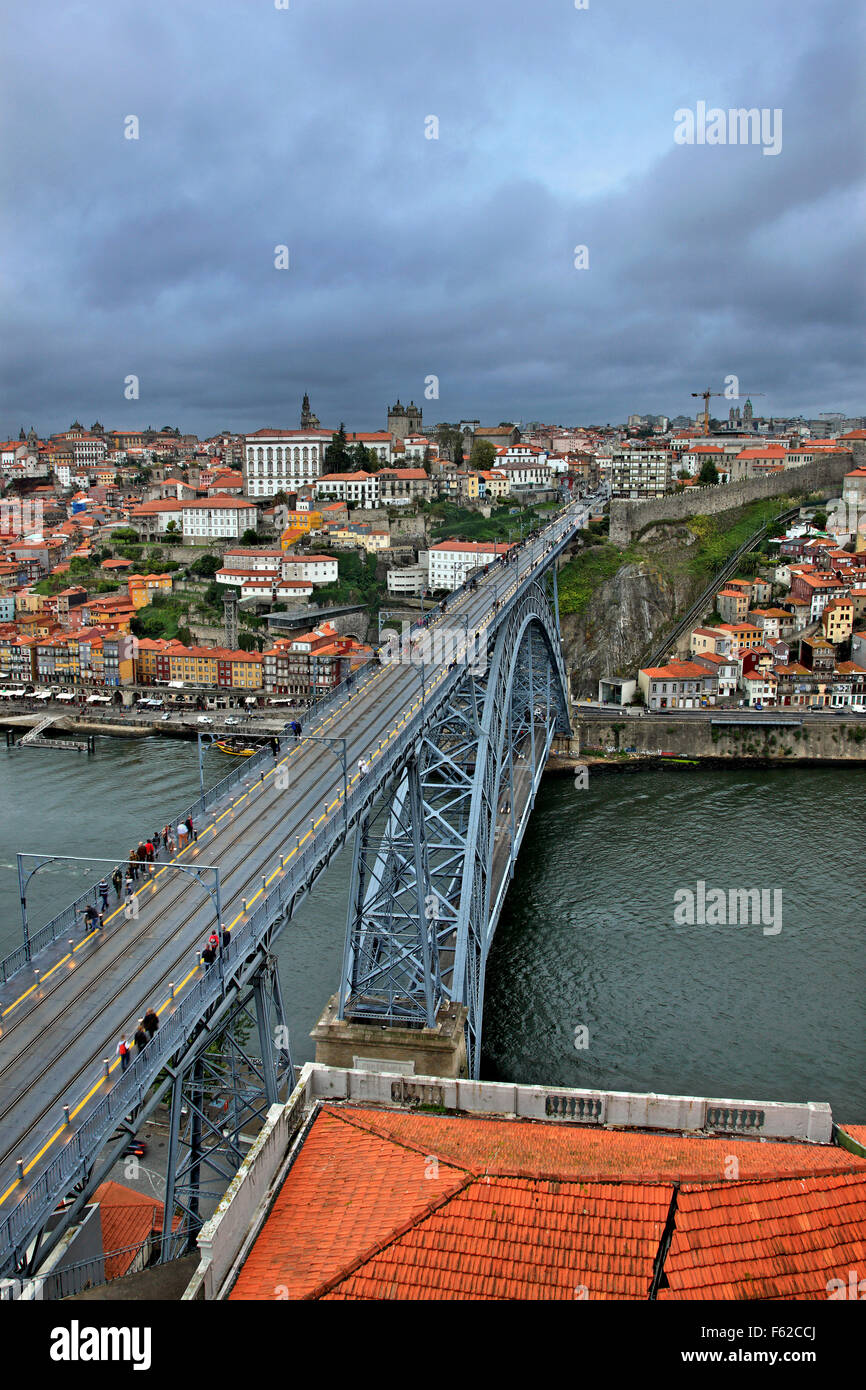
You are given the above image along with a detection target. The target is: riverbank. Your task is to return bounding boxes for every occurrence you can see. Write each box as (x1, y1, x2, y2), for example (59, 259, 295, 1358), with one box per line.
(567, 715, 866, 765)
(0, 713, 287, 740)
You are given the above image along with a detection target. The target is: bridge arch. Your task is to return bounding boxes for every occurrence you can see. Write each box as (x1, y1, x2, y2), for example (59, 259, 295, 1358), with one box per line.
(339, 577, 571, 1076)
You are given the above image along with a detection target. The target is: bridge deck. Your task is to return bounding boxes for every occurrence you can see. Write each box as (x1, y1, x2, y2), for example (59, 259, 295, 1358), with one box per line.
(0, 498, 591, 1232)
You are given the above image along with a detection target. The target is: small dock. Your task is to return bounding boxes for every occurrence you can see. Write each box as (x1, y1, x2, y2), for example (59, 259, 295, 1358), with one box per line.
(8, 715, 95, 754)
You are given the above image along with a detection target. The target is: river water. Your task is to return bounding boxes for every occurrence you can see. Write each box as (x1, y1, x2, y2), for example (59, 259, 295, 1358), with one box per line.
(0, 738, 862, 1117)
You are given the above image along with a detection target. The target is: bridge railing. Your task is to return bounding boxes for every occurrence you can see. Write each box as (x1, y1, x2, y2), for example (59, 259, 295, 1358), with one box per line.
(0, 739, 278, 987)
(0, 510, 583, 1270)
(0, 683, 447, 1272)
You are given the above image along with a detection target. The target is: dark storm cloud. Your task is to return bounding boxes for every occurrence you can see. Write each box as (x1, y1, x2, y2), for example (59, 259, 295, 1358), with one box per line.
(0, 0, 863, 437)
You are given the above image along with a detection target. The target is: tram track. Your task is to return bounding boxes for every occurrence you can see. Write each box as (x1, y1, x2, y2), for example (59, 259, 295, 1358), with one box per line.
(0, 671, 421, 1175)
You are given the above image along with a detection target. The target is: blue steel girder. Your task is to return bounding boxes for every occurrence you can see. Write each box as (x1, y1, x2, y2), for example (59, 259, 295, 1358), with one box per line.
(339, 579, 570, 1075)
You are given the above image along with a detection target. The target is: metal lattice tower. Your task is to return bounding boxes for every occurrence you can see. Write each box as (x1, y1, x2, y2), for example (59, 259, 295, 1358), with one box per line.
(339, 576, 570, 1076)
(224, 593, 239, 650)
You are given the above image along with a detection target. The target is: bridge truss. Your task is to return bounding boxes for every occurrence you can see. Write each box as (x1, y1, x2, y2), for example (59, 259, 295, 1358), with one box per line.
(339, 576, 571, 1076)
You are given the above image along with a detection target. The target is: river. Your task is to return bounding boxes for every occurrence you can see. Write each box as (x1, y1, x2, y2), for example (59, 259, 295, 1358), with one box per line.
(0, 738, 862, 1117)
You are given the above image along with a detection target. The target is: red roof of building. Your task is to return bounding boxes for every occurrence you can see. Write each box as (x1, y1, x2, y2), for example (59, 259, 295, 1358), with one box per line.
(659, 1173, 866, 1300)
(87, 1181, 177, 1280)
(229, 1106, 866, 1301)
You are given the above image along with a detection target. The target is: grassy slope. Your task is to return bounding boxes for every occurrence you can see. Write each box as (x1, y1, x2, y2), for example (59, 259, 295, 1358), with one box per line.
(558, 496, 793, 618)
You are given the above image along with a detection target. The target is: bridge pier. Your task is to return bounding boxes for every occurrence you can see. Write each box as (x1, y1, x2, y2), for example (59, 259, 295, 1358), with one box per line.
(311, 995, 468, 1079)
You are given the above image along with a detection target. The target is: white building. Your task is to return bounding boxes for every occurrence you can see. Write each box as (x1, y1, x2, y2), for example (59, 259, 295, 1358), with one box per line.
(494, 445, 551, 488)
(607, 450, 672, 498)
(71, 434, 108, 467)
(401, 435, 438, 462)
(345, 432, 394, 464)
(428, 540, 513, 591)
(281, 554, 339, 586)
(244, 428, 333, 498)
(181, 494, 257, 542)
(387, 563, 428, 596)
(314, 471, 380, 507)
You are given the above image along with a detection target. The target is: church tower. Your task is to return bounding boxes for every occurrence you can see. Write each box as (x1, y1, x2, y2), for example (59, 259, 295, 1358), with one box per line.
(387, 398, 423, 440)
(300, 393, 320, 429)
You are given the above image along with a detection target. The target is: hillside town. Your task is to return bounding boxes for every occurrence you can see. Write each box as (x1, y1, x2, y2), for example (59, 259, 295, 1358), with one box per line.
(634, 478, 866, 712)
(1, 399, 865, 708)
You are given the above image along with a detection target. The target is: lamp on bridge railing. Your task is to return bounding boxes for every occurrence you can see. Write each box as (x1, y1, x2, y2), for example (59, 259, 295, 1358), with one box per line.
(294, 734, 349, 838)
(15, 851, 223, 992)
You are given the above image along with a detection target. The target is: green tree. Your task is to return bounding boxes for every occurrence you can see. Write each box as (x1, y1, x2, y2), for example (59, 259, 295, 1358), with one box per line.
(699, 460, 719, 485)
(349, 442, 376, 469)
(190, 553, 221, 578)
(810, 510, 828, 531)
(241, 528, 262, 546)
(237, 631, 257, 652)
(177, 625, 192, 646)
(165, 520, 180, 537)
(323, 423, 352, 475)
(470, 439, 496, 471)
(110, 527, 138, 541)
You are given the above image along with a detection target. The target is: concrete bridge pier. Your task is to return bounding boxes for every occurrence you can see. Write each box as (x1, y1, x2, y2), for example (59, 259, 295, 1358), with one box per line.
(311, 996, 468, 1079)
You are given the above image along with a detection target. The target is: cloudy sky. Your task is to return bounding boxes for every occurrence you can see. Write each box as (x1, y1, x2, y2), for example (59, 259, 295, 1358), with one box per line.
(1, 0, 863, 438)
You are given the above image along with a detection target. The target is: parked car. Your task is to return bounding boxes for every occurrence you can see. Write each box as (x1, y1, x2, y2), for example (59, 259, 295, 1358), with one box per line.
(196, 715, 213, 725)
(224, 716, 240, 725)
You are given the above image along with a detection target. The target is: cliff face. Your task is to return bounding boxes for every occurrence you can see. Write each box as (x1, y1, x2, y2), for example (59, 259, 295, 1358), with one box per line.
(561, 557, 703, 696)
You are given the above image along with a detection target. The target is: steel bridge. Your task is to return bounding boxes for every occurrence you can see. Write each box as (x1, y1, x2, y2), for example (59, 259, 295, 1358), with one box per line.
(0, 498, 592, 1279)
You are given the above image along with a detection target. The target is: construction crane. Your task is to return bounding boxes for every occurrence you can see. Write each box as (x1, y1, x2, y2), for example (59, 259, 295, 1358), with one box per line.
(690, 388, 765, 435)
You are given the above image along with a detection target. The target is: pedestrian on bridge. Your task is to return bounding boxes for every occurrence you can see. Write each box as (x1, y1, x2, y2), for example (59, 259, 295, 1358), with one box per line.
(187, 815, 197, 842)
(112, 865, 123, 898)
(177, 822, 189, 850)
(143, 1008, 159, 1039)
(128, 847, 139, 881)
(152, 829, 162, 854)
(81, 903, 101, 934)
(144, 839, 155, 863)
(98, 878, 110, 911)
(201, 943, 216, 970)
(221, 926, 232, 950)
(117, 1036, 130, 1071)
(133, 1021, 149, 1052)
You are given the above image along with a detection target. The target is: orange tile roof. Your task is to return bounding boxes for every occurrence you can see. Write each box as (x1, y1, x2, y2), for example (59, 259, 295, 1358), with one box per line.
(87, 1180, 174, 1279)
(228, 1106, 866, 1302)
(325, 1175, 668, 1301)
(659, 1173, 866, 1300)
(229, 1111, 470, 1300)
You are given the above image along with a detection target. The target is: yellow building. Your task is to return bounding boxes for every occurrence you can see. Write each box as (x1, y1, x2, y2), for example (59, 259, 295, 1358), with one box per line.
(822, 597, 854, 644)
(127, 572, 173, 609)
(280, 510, 323, 550)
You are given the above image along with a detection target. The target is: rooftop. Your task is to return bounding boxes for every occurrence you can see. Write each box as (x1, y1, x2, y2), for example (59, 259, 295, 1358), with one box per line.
(191, 1065, 864, 1304)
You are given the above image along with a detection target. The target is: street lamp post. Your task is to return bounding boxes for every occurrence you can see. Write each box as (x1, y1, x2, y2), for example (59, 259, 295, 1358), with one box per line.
(297, 734, 349, 838)
(15, 851, 224, 982)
